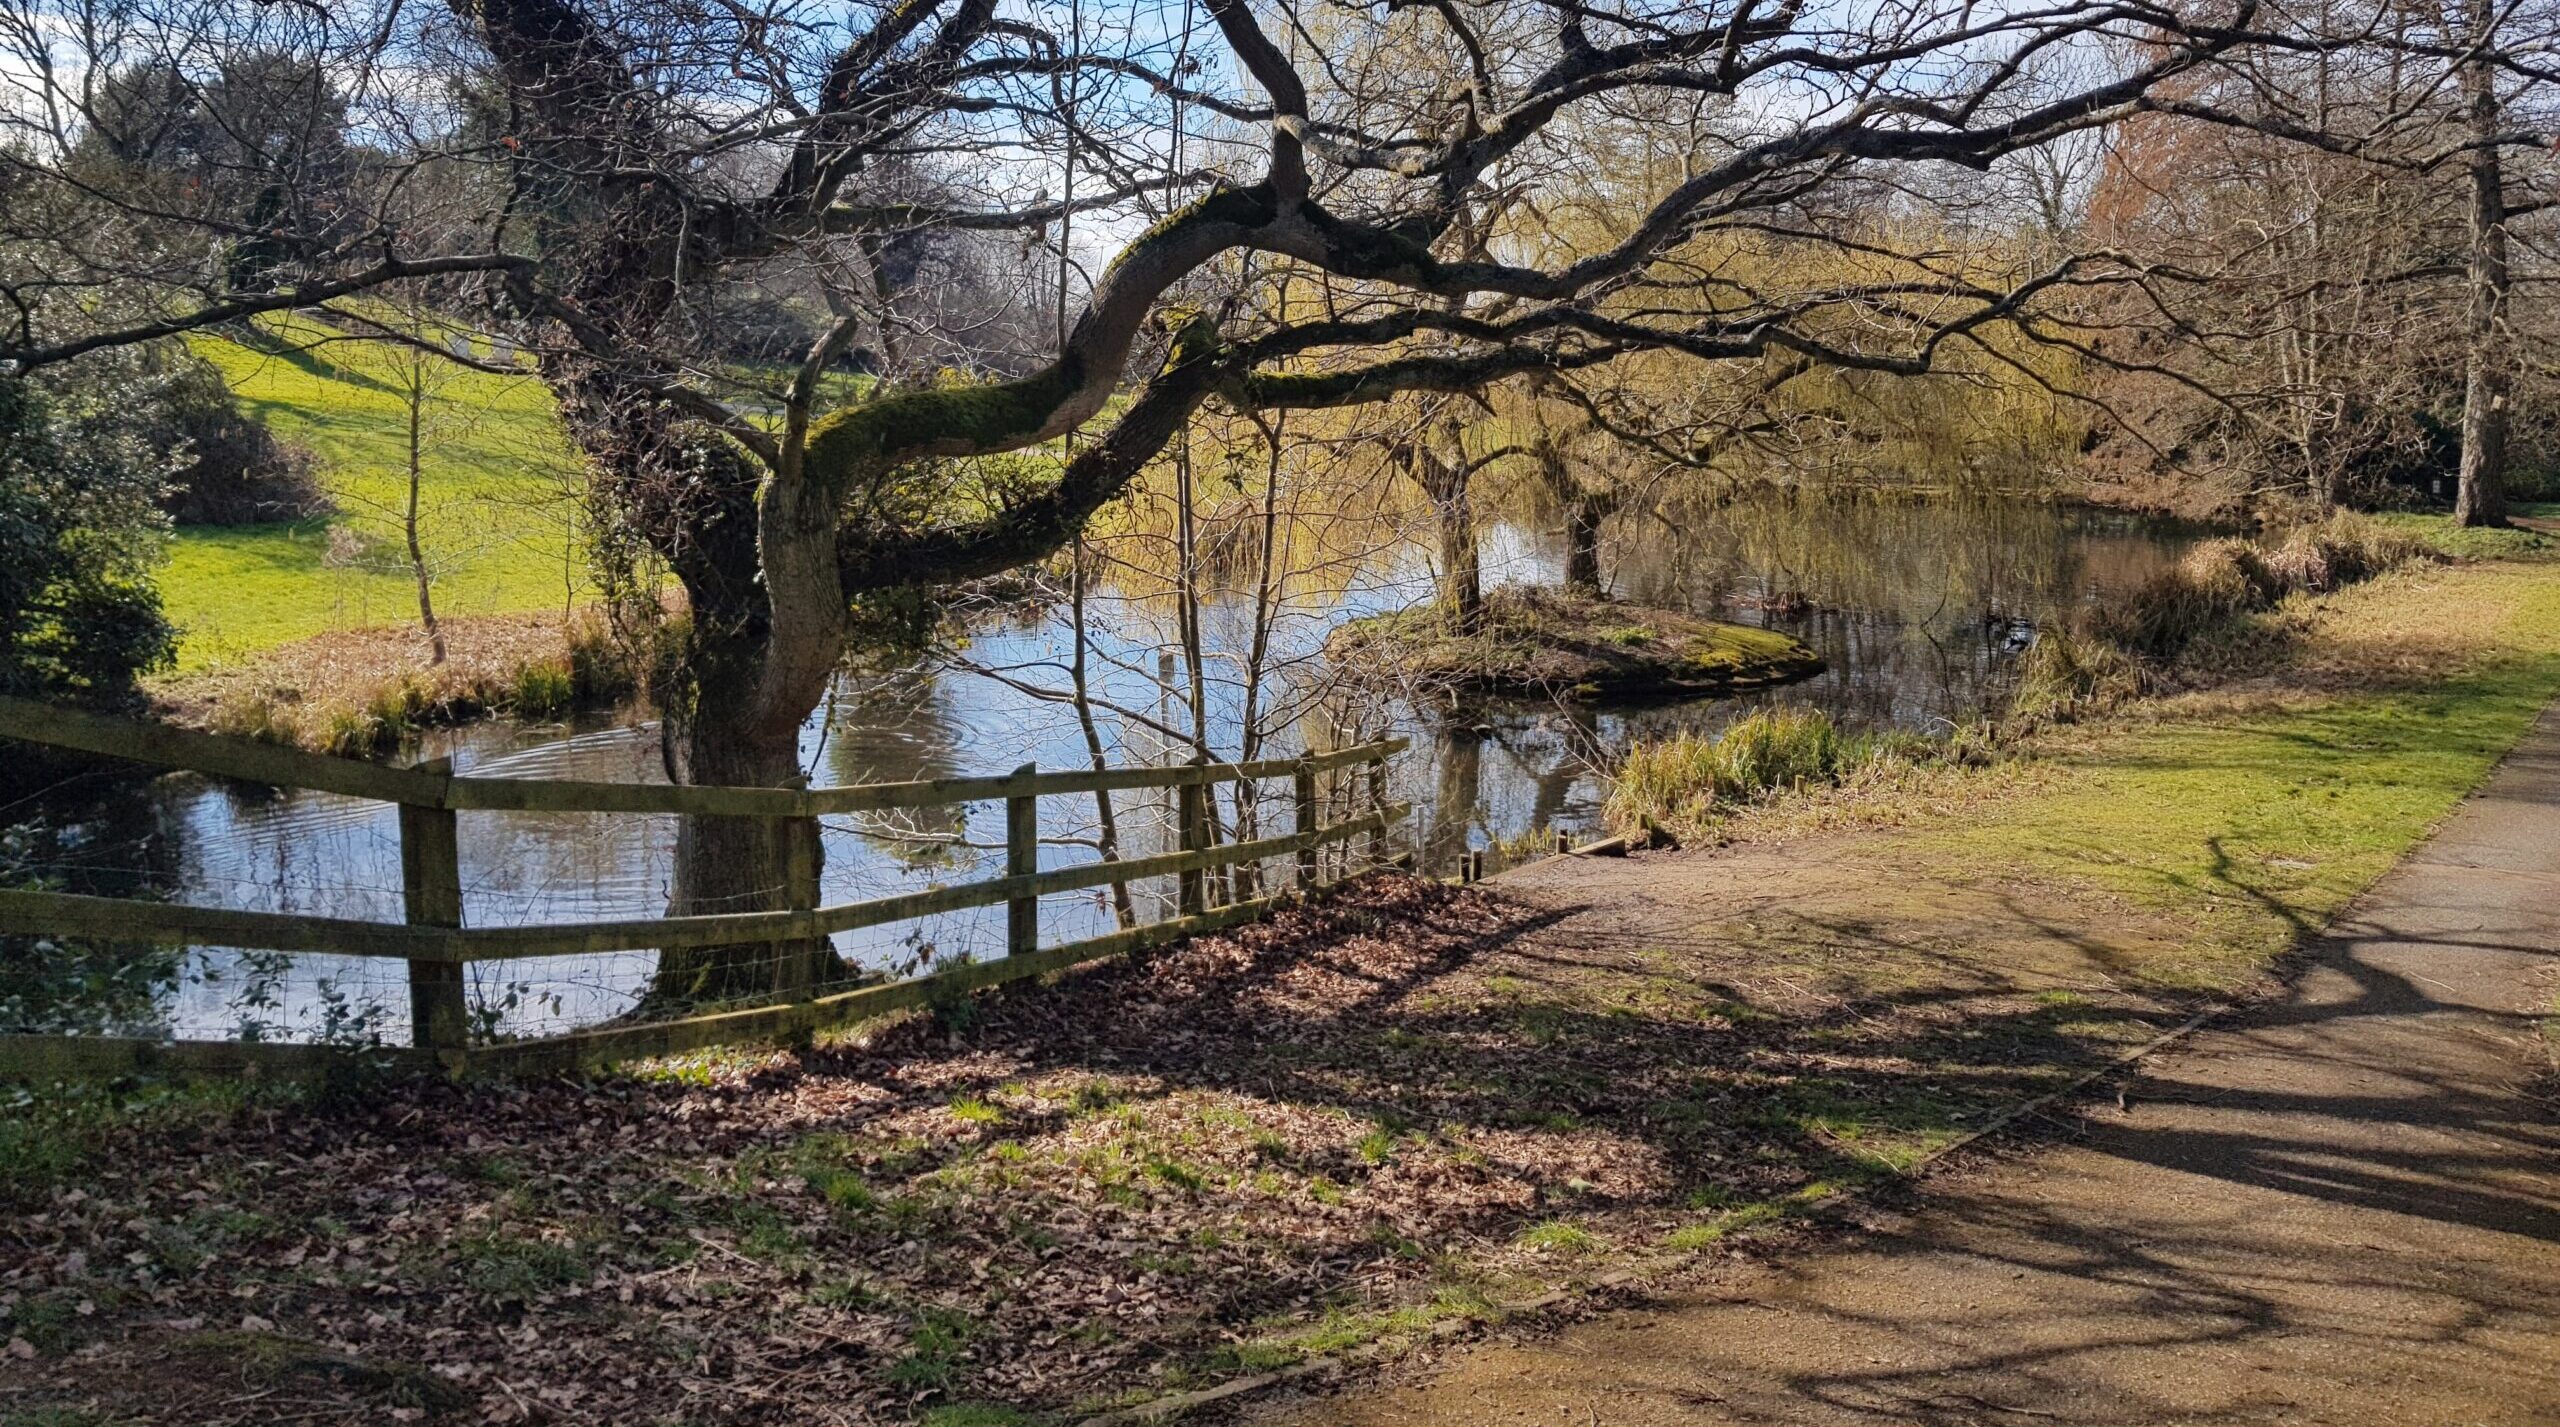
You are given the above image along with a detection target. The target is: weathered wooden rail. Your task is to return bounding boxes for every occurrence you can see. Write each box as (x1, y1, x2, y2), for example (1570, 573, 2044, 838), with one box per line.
(0, 695, 1406, 1077)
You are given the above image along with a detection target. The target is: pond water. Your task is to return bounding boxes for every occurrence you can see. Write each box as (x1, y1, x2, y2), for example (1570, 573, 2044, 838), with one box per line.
(9, 495, 2196, 1044)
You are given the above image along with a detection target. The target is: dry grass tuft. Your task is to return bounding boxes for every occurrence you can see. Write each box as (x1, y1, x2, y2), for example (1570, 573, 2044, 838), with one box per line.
(147, 609, 642, 756)
(1604, 707, 1995, 841)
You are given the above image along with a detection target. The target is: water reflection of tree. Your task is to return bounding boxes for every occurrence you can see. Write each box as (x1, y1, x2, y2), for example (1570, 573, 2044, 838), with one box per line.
(1604, 492, 2141, 728)
(1623, 491, 2091, 621)
(1, 774, 188, 1034)
(821, 669, 975, 874)
(1423, 725, 1481, 871)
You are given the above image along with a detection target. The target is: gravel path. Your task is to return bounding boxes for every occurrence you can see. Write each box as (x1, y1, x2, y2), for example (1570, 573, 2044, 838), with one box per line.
(1261, 706, 2560, 1426)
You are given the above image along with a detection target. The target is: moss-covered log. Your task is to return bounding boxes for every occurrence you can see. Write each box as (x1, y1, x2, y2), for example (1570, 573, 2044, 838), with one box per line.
(1326, 588, 1823, 701)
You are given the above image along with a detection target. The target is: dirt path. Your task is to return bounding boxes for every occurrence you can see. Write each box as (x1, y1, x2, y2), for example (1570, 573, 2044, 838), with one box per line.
(1261, 707, 2560, 1427)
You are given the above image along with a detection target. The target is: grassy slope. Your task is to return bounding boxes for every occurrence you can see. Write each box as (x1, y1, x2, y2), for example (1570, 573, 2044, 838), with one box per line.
(1908, 542, 2560, 992)
(165, 315, 586, 671)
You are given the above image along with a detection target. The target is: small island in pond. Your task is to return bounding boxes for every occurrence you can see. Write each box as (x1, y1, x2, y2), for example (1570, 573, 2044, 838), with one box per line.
(1326, 588, 1824, 700)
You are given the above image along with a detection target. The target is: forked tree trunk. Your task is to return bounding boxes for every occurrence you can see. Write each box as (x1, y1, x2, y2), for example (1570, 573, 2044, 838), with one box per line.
(2454, 0, 2511, 530)
(640, 457, 852, 1009)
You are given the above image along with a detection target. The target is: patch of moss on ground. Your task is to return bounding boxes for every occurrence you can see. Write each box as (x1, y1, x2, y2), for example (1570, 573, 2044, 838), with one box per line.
(1326, 588, 1822, 699)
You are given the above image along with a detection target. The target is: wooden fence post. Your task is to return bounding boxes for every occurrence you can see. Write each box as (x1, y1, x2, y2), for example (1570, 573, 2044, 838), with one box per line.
(1363, 753, 1389, 869)
(1006, 763, 1038, 959)
(774, 798, 821, 997)
(1177, 760, 1209, 916)
(399, 759, 467, 1053)
(1293, 762, 1319, 892)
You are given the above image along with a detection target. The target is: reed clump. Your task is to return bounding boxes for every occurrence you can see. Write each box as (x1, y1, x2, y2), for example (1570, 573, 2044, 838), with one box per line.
(1605, 706, 1982, 839)
(2020, 511, 2439, 721)
(2092, 511, 2435, 659)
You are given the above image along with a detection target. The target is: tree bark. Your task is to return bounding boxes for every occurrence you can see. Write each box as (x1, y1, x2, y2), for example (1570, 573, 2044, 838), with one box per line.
(565, 375, 851, 1009)
(1563, 497, 1606, 597)
(2455, 0, 2511, 529)
(650, 712, 840, 1005)
(644, 469, 850, 1006)
(1413, 416, 1482, 632)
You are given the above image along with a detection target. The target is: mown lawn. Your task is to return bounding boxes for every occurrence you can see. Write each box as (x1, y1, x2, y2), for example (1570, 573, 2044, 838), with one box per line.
(9, 535, 2559, 1426)
(166, 315, 588, 671)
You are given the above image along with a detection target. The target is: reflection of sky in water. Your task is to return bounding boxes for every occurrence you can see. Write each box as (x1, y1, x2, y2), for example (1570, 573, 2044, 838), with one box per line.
(20, 502, 2193, 1043)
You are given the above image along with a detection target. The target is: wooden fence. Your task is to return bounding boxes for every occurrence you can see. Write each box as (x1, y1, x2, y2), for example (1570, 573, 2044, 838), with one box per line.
(0, 695, 1406, 1078)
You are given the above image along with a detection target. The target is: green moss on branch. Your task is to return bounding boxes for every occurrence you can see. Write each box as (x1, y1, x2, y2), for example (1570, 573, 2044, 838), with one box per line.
(803, 362, 1084, 495)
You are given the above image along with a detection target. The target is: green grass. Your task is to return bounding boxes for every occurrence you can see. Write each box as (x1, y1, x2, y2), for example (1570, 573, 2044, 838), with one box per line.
(165, 313, 588, 670)
(886, 1309, 974, 1393)
(452, 1229, 592, 1298)
(1919, 557, 2560, 991)
(2366, 511, 2552, 562)
(1512, 1218, 1599, 1254)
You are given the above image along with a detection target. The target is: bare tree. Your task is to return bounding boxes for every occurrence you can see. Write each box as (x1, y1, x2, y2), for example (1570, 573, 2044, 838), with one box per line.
(2074, 0, 2560, 517)
(3, 0, 2303, 1000)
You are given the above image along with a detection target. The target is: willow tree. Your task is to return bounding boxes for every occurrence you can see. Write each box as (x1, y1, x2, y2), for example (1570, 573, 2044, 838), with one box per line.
(4, 0, 2283, 999)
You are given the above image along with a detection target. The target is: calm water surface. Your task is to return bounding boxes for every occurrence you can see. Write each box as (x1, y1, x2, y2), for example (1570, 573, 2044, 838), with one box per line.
(14, 496, 2194, 1042)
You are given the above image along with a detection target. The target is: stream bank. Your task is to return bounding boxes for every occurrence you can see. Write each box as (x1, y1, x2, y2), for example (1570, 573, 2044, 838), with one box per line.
(10, 499, 2201, 1045)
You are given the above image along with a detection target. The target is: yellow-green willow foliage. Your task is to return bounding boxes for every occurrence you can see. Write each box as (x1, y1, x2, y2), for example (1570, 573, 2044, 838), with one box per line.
(1488, 101, 2092, 494)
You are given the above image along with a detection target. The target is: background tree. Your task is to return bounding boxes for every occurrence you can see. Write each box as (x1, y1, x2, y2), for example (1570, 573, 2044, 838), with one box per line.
(0, 353, 179, 703)
(2078, 0, 2560, 518)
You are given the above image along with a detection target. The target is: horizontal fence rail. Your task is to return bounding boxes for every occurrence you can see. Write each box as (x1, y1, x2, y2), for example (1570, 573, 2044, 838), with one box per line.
(0, 806, 1407, 961)
(0, 695, 1408, 1076)
(0, 696, 1391, 814)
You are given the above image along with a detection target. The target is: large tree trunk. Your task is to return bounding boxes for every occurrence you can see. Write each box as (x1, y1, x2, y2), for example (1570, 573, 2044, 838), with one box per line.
(646, 474, 852, 1007)
(568, 378, 852, 1010)
(2455, 0, 2511, 530)
(652, 706, 841, 1005)
(1413, 418, 1482, 632)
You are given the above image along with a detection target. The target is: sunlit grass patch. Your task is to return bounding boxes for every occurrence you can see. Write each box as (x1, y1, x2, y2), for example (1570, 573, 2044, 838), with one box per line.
(1513, 1218, 1600, 1254)
(1607, 705, 1968, 837)
(169, 313, 587, 668)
